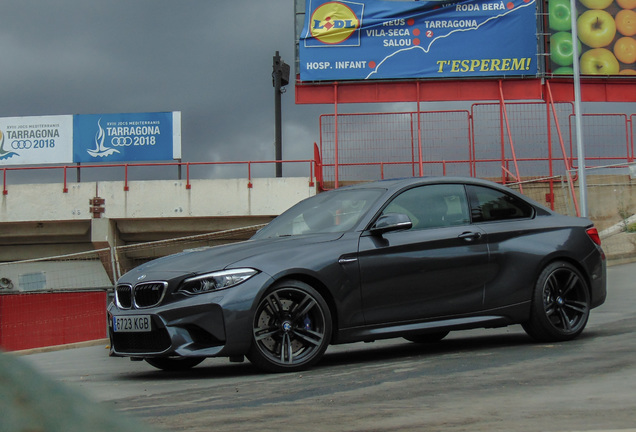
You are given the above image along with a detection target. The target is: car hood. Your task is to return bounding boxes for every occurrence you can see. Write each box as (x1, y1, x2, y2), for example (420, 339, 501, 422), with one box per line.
(119, 233, 344, 282)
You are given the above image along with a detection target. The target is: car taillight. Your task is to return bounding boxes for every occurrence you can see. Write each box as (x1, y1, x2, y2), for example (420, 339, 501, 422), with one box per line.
(586, 227, 601, 246)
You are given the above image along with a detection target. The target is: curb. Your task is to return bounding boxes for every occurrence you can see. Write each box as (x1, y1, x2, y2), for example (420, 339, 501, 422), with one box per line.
(9, 338, 110, 356)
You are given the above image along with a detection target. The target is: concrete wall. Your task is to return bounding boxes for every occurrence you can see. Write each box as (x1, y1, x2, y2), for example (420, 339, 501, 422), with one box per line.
(2, 175, 635, 264)
(509, 175, 636, 232)
(502, 174, 636, 263)
(0, 177, 317, 262)
(1, 177, 316, 221)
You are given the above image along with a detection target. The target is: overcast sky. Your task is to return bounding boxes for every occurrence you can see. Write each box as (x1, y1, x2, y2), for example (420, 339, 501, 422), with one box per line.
(1, 0, 327, 179)
(1, 0, 634, 182)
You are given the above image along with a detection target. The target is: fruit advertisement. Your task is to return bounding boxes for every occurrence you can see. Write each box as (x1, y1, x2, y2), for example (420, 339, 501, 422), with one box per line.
(548, 0, 636, 75)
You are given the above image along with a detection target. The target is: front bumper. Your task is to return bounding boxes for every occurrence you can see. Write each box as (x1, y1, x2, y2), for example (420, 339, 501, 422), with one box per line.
(108, 272, 272, 358)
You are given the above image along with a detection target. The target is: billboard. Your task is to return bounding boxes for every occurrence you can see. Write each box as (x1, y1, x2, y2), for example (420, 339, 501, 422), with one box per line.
(299, 0, 539, 81)
(0, 112, 181, 166)
(73, 112, 181, 163)
(0, 116, 73, 165)
(548, 0, 636, 76)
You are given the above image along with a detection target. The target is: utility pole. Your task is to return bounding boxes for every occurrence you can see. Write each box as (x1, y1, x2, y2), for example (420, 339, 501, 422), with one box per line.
(568, 0, 587, 217)
(273, 51, 290, 178)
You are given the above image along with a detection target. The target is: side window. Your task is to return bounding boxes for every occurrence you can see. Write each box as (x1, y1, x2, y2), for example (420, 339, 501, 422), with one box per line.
(381, 184, 470, 230)
(467, 185, 534, 222)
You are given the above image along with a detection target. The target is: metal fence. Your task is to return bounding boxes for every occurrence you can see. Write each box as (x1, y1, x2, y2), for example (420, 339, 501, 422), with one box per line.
(318, 103, 635, 188)
(319, 110, 473, 181)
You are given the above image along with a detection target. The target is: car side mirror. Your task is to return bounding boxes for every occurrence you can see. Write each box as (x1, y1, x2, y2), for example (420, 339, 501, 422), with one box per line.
(370, 213, 412, 235)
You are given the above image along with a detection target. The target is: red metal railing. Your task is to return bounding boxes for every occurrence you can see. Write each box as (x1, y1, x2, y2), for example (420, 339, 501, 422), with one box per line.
(2, 159, 317, 195)
(3, 107, 634, 207)
(317, 101, 635, 213)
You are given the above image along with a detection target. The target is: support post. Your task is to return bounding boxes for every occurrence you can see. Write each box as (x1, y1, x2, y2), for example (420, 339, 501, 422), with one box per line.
(569, 0, 588, 217)
(334, 83, 340, 189)
(273, 51, 290, 178)
(417, 81, 423, 177)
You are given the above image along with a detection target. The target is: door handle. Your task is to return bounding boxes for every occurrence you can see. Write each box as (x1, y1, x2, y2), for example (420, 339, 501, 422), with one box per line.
(458, 231, 482, 242)
(338, 256, 358, 264)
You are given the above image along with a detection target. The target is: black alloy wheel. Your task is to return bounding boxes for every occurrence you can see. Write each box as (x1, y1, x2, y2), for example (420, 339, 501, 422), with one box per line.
(523, 261, 591, 342)
(248, 280, 332, 373)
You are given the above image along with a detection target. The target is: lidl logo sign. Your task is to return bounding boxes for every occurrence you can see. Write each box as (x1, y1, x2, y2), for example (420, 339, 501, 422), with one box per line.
(305, 0, 364, 47)
(311, 2, 361, 44)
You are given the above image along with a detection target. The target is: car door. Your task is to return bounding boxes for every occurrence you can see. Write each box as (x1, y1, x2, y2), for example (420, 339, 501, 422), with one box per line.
(357, 183, 494, 326)
(465, 184, 543, 309)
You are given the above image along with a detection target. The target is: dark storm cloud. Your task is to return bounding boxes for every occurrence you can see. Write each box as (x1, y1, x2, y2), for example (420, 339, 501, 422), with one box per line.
(0, 0, 324, 177)
(2, 0, 633, 183)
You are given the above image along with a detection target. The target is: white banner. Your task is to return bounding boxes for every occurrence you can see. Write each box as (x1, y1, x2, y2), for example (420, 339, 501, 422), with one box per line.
(0, 115, 74, 165)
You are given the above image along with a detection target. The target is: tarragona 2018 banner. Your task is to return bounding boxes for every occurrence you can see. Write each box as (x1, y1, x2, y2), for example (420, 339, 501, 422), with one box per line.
(299, 0, 539, 81)
(0, 112, 181, 166)
(72, 112, 181, 163)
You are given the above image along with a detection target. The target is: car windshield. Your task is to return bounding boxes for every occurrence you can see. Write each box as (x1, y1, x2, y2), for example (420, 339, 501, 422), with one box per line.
(253, 188, 385, 239)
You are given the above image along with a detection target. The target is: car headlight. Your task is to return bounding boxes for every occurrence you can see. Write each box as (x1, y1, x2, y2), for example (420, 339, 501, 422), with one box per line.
(179, 268, 258, 295)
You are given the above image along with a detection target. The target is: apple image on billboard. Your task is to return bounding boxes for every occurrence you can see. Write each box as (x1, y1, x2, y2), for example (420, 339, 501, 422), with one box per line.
(553, 66, 575, 74)
(579, 0, 614, 9)
(549, 0, 572, 31)
(550, 31, 582, 66)
(577, 10, 617, 48)
(580, 48, 620, 75)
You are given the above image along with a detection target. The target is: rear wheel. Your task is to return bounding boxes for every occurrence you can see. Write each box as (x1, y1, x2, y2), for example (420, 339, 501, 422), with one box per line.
(248, 280, 332, 373)
(523, 261, 590, 342)
(145, 357, 204, 371)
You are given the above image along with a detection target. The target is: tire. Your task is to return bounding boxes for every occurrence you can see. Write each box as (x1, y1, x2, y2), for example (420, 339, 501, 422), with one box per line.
(522, 261, 591, 342)
(145, 357, 205, 371)
(247, 280, 332, 373)
(404, 331, 450, 344)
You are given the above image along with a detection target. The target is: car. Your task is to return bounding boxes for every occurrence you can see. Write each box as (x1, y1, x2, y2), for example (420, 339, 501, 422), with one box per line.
(107, 177, 607, 373)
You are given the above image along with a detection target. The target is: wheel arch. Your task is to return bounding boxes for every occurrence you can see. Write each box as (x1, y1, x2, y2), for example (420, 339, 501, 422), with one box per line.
(266, 274, 340, 342)
(247, 274, 336, 372)
(522, 254, 592, 342)
(538, 255, 593, 295)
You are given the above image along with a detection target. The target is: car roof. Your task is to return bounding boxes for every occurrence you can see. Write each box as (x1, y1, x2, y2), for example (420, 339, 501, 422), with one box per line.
(337, 176, 504, 192)
(335, 176, 553, 214)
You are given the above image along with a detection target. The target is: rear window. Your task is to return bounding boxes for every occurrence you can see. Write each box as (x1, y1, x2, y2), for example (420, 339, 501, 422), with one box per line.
(467, 185, 534, 222)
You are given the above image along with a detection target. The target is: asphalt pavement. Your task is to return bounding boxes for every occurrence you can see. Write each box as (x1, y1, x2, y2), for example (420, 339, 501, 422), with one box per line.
(9, 262, 636, 432)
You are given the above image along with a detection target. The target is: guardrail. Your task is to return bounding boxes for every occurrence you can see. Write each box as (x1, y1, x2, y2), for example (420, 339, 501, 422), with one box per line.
(2, 159, 318, 195)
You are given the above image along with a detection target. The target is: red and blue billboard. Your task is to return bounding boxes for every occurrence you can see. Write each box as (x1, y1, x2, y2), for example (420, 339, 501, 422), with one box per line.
(299, 0, 539, 81)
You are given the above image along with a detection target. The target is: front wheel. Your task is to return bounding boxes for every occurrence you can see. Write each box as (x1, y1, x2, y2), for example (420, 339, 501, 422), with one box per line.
(522, 261, 590, 342)
(248, 280, 332, 373)
(145, 357, 205, 371)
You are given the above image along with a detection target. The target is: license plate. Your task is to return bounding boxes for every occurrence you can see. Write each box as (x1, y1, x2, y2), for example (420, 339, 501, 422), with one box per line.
(113, 315, 151, 333)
